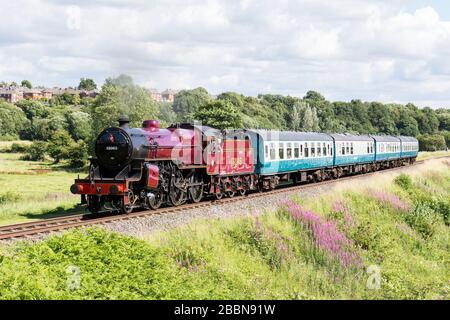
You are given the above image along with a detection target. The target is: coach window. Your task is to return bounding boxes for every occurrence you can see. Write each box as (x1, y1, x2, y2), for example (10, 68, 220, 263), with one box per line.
(287, 143, 292, 159)
(294, 143, 299, 158)
(341, 143, 345, 155)
(311, 142, 316, 157)
(367, 142, 370, 154)
(322, 142, 327, 156)
(270, 143, 276, 160)
(317, 142, 321, 157)
(305, 142, 309, 158)
(350, 142, 354, 155)
(265, 144, 269, 159)
(279, 143, 285, 160)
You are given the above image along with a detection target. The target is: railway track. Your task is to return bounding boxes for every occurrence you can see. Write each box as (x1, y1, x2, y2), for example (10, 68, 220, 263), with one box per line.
(0, 157, 445, 241)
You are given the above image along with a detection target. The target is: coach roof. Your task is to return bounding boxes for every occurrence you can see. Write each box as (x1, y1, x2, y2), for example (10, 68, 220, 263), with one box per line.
(248, 130, 333, 142)
(330, 133, 373, 141)
(370, 135, 401, 142)
(398, 136, 418, 142)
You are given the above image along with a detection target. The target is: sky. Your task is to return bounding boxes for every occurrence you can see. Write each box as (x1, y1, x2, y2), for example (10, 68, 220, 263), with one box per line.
(0, 0, 449, 108)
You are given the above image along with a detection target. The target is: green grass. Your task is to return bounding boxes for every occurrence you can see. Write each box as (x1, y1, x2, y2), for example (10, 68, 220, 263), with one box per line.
(417, 150, 450, 161)
(0, 159, 448, 299)
(0, 152, 84, 225)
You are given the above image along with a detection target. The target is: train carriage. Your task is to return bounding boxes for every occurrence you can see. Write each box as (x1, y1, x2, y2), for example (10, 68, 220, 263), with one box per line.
(249, 130, 334, 175)
(399, 136, 419, 161)
(331, 134, 375, 166)
(372, 135, 401, 162)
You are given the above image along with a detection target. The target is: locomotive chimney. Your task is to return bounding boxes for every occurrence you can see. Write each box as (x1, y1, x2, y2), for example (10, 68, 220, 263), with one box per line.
(142, 119, 160, 131)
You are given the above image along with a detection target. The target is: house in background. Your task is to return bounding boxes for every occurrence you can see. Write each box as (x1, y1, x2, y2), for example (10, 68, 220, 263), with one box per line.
(161, 89, 178, 103)
(147, 88, 162, 102)
(0, 88, 23, 103)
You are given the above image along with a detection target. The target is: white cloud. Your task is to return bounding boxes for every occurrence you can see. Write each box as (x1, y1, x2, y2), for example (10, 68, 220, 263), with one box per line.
(0, 0, 449, 108)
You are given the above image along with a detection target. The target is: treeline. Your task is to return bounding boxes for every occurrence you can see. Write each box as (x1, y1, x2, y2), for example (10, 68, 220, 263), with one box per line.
(0, 75, 449, 167)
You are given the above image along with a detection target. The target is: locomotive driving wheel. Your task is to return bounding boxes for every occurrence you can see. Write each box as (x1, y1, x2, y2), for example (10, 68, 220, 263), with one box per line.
(148, 191, 164, 209)
(188, 173, 203, 203)
(169, 170, 187, 206)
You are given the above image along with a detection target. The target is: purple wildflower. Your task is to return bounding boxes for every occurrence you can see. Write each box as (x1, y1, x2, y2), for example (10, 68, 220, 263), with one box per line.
(284, 201, 362, 269)
(369, 190, 410, 211)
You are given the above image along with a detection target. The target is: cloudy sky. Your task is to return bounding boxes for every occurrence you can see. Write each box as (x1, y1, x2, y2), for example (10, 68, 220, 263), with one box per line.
(1, 0, 449, 108)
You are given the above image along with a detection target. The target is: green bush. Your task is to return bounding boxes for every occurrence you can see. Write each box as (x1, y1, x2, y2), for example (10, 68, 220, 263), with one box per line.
(46, 130, 73, 163)
(394, 173, 413, 190)
(9, 142, 28, 153)
(21, 141, 47, 161)
(417, 134, 446, 151)
(67, 141, 89, 168)
(0, 191, 21, 204)
(404, 203, 439, 238)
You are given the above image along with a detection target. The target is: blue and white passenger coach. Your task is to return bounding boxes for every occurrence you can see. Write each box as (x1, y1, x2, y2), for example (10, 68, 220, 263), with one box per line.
(244, 130, 418, 191)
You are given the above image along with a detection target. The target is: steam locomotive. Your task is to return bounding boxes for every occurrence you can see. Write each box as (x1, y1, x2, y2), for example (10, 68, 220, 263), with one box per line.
(70, 118, 418, 214)
(71, 119, 256, 213)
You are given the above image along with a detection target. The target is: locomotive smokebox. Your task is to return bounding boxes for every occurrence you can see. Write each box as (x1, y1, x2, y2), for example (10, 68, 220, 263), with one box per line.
(142, 119, 160, 131)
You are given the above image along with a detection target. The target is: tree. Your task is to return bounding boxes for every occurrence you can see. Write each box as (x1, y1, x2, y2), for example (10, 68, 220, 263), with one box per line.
(157, 102, 177, 127)
(417, 107, 439, 134)
(302, 105, 320, 132)
(368, 102, 398, 135)
(78, 78, 97, 91)
(288, 101, 319, 132)
(290, 102, 301, 131)
(303, 90, 326, 102)
(47, 130, 73, 163)
(21, 80, 32, 89)
(105, 74, 134, 87)
(193, 100, 243, 130)
(66, 111, 92, 141)
(21, 141, 47, 161)
(397, 110, 420, 136)
(0, 102, 29, 138)
(417, 134, 446, 151)
(440, 131, 450, 149)
(92, 75, 158, 132)
(172, 87, 210, 122)
(67, 140, 89, 168)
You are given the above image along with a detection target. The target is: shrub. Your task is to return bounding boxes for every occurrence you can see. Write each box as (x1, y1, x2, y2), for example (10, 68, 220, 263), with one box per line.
(417, 134, 446, 151)
(394, 173, 413, 190)
(9, 142, 28, 153)
(46, 130, 73, 163)
(67, 140, 88, 168)
(0, 191, 21, 204)
(405, 203, 439, 238)
(21, 141, 47, 161)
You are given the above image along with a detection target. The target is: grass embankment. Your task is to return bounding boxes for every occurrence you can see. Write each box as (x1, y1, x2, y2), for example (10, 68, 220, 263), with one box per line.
(417, 150, 450, 161)
(0, 159, 448, 299)
(0, 142, 83, 225)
